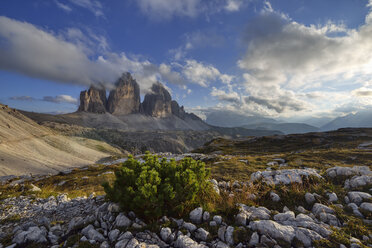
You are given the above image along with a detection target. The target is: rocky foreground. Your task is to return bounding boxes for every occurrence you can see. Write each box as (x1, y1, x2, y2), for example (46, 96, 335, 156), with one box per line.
(0, 163, 371, 248)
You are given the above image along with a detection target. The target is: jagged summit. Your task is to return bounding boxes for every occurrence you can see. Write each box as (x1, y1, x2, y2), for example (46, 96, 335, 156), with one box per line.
(142, 82, 172, 118)
(77, 72, 200, 121)
(107, 73, 141, 115)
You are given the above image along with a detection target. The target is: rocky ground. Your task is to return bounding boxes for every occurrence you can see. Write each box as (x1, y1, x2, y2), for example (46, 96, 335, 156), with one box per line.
(0, 160, 371, 248)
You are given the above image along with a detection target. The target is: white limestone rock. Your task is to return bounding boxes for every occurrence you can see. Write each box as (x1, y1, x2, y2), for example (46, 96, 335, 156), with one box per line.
(250, 168, 322, 185)
(360, 202, 372, 213)
(194, 228, 209, 241)
(270, 192, 281, 202)
(295, 227, 322, 247)
(327, 192, 338, 203)
(174, 234, 207, 248)
(273, 211, 295, 222)
(248, 232, 260, 246)
(347, 192, 371, 205)
(190, 207, 203, 224)
(305, 193, 316, 205)
(115, 213, 132, 228)
(160, 227, 172, 242)
(250, 220, 295, 244)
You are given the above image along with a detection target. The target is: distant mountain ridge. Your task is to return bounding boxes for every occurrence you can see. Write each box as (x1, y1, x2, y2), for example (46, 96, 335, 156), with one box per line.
(322, 110, 372, 131)
(241, 122, 320, 134)
(205, 111, 277, 127)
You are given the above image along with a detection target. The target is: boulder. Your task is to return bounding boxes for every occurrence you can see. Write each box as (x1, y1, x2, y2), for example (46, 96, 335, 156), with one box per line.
(81, 225, 105, 242)
(174, 234, 207, 248)
(107, 73, 141, 115)
(213, 215, 222, 225)
(183, 222, 197, 232)
(305, 193, 316, 204)
(225, 226, 234, 245)
(347, 192, 371, 205)
(189, 207, 203, 224)
(239, 204, 271, 220)
(360, 202, 372, 213)
(326, 166, 371, 178)
(160, 227, 172, 242)
(327, 192, 338, 203)
(273, 211, 295, 222)
(248, 232, 260, 246)
(348, 175, 372, 189)
(13, 226, 47, 245)
(270, 192, 281, 202)
(250, 220, 295, 244)
(295, 227, 322, 247)
(109, 229, 120, 242)
(312, 203, 335, 216)
(194, 228, 209, 241)
(115, 213, 132, 228)
(250, 168, 322, 185)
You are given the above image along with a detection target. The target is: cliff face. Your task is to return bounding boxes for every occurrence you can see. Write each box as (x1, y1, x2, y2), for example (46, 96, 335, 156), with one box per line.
(107, 73, 141, 115)
(78, 86, 107, 114)
(142, 82, 172, 118)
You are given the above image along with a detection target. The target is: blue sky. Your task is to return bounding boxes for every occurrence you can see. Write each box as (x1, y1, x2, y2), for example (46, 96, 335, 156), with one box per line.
(0, 0, 372, 124)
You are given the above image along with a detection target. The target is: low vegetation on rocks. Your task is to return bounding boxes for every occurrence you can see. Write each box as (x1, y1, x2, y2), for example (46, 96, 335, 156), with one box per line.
(103, 152, 216, 220)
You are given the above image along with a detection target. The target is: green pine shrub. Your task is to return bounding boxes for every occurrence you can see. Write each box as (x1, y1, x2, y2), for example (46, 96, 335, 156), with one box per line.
(103, 152, 216, 221)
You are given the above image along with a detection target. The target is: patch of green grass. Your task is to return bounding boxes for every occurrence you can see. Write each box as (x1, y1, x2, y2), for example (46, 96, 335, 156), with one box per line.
(0, 214, 21, 225)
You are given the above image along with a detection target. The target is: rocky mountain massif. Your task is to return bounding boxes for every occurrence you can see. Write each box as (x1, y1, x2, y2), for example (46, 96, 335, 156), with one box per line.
(19, 73, 281, 154)
(78, 72, 198, 121)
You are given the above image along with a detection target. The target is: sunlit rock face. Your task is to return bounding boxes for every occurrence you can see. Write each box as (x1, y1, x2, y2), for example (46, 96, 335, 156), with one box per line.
(107, 72, 141, 115)
(78, 86, 107, 114)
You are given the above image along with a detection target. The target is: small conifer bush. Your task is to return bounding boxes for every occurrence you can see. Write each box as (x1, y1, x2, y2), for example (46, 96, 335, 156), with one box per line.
(103, 152, 214, 220)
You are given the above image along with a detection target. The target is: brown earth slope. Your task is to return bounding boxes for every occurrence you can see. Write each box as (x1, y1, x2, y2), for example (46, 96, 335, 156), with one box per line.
(0, 104, 122, 176)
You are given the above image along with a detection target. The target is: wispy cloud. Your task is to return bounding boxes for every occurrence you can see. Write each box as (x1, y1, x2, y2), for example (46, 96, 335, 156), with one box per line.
(10, 95, 78, 104)
(42, 95, 78, 104)
(136, 0, 201, 20)
(224, 0, 243, 12)
(9, 96, 35, 101)
(135, 0, 246, 20)
(68, 0, 104, 17)
(54, 0, 72, 12)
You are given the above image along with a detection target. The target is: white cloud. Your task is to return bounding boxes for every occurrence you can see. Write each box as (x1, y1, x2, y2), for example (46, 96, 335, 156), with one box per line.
(54, 0, 72, 12)
(0, 16, 197, 93)
(211, 87, 240, 103)
(224, 0, 242, 12)
(68, 0, 104, 17)
(136, 0, 247, 20)
(238, 6, 372, 88)
(235, 1, 372, 115)
(182, 59, 232, 87)
(43, 95, 78, 104)
(136, 0, 201, 20)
